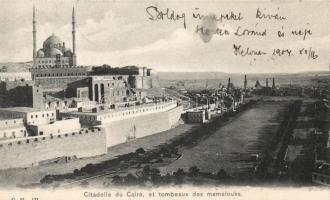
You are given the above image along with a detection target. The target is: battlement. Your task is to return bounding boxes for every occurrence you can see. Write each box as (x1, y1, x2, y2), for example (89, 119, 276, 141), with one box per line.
(0, 126, 107, 170)
(64, 100, 179, 125)
(0, 127, 103, 147)
(31, 65, 87, 70)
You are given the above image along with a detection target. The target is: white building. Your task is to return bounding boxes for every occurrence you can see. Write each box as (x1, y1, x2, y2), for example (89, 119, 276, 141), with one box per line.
(29, 117, 81, 136)
(0, 72, 32, 82)
(0, 118, 27, 140)
(0, 107, 56, 125)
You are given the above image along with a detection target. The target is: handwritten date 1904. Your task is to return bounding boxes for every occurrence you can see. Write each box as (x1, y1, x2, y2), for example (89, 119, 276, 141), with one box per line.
(146, 6, 186, 29)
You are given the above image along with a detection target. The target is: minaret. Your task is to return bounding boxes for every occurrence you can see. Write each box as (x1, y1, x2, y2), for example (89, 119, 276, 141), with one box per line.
(72, 6, 77, 65)
(266, 78, 269, 88)
(244, 75, 247, 90)
(272, 77, 276, 90)
(227, 77, 231, 91)
(33, 6, 37, 58)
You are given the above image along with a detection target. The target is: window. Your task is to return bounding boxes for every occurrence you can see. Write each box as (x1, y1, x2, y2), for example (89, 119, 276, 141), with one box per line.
(31, 115, 33, 119)
(35, 114, 38, 118)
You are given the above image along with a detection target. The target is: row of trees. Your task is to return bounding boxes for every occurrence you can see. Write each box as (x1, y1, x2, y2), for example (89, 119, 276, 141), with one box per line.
(110, 165, 231, 186)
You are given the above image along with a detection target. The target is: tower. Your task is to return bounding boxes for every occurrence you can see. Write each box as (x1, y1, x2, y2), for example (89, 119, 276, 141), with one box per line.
(244, 75, 247, 90)
(32, 6, 37, 58)
(266, 78, 269, 88)
(272, 77, 275, 90)
(227, 77, 231, 91)
(72, 6, 77, 66)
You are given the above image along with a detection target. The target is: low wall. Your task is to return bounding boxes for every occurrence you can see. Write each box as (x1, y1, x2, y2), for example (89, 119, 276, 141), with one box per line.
(99, 105, 183, 147)
(0, 128, 107, 170)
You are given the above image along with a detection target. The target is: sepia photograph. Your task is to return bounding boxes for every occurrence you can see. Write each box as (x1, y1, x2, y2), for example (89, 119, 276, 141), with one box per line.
(0, 0, 329, 199)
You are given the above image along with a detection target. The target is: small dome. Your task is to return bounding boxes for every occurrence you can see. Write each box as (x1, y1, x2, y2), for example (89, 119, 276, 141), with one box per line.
(43, 34, 63, 50)
(64, 49, 73, 57)
(37, 49, 45, 57)
(48, 48, 63, 57)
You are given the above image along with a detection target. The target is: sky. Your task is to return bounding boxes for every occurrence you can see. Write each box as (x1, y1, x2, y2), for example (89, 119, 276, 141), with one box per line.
(0, 0, 329, 73)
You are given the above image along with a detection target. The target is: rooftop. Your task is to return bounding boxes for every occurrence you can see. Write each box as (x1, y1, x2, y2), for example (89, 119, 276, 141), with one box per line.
(68, 101, 177, 116)
(0, 107, 55, 113)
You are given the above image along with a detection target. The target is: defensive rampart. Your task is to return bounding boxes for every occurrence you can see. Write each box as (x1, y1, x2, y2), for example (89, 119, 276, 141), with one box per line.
(0, 127, 107, 170)
(99, 105, 183, 147)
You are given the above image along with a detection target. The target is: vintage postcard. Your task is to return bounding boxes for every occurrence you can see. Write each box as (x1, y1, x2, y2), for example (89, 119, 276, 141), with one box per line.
(0, 0, 329, 199)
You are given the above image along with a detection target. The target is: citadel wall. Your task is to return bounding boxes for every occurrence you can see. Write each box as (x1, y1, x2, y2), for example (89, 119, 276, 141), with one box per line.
(34, 76, 89, 90)
(0, 128, 107, 170)
(31, 66, 87, 79)
(99, 105, 183, 147)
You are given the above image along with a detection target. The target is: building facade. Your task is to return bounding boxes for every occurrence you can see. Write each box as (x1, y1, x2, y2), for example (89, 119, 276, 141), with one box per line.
(0, 118, 27, 140)
(31, 7, 86, 79)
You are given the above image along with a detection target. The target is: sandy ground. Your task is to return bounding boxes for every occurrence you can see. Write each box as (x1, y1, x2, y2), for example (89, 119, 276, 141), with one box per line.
(0, 124, 198, 188)
(158, 102, 288, 177)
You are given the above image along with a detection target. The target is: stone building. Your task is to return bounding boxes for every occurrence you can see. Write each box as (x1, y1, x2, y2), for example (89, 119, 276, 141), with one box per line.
(0, 118, 27, 140)
(0, 72, 32, 82)
(0, 107, 56, 126)
(30, 6, 87, 79)
(0, 80, 34, 107)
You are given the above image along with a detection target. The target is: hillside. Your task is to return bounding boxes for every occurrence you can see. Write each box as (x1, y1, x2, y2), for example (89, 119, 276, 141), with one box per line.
(0, 61, 32, 72)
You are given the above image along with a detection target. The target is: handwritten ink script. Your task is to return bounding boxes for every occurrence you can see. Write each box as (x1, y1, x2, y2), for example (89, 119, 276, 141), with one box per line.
(145, 5, 320, 63)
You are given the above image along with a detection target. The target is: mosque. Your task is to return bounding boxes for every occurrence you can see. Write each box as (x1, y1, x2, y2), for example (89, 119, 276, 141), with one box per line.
(30, 6, 87, 79)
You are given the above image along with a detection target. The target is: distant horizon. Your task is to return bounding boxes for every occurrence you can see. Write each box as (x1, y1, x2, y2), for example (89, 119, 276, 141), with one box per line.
(0, 60, 329, 75)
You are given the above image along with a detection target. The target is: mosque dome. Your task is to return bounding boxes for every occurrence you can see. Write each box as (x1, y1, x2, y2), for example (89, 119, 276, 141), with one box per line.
(64, 49, 73, 57)
(48, 47, 63, 57)
(43, 34, 63, 50)
(37, 49, 45, 57)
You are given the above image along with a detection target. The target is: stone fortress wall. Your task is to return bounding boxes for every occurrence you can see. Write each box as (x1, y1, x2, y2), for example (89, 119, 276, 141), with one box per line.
(0, 80, 34, 107)
(0, 127, 107, 170)
(100, 105, 183, 147)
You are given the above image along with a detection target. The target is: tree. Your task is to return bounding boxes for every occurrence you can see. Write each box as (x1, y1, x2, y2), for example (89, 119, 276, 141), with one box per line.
(188, 166, 200, 176)
(135, 147, 145, 154)
(142, 165, 151, 176)
(216, 169, 229, 180)
(111, 175, 123, 185)
(173, 168, 185, 184)
(123, 173, 138, 185)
